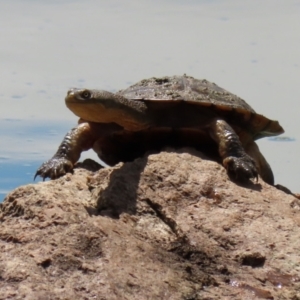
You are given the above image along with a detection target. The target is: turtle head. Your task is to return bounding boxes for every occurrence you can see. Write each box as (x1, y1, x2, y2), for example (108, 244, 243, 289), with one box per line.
(65, 88, 150, 130)
(65, 88, 112, 123)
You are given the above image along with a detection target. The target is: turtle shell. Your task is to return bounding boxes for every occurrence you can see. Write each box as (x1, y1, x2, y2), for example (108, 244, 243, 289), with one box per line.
(118, 75, 283, 140)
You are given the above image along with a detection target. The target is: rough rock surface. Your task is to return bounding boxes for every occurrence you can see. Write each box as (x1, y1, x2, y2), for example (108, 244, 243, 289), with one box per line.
(1, 150, 300, 300)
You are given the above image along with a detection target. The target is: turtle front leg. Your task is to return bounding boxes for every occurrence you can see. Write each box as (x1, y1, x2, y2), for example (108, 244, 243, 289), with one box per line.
(35, 122, 96, 180)
(209, 119, 258, 182)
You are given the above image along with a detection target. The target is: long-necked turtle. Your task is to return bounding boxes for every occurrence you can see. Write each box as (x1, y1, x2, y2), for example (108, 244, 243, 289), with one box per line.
(35, 75, 284, 184)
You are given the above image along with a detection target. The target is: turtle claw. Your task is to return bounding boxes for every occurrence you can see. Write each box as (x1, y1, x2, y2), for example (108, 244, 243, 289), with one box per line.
(223, 155, 258, 182)
(35, 157, 73, 180)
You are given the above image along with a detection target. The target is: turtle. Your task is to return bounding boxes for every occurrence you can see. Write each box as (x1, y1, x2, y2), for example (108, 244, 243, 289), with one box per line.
(35, 75, 284, 184)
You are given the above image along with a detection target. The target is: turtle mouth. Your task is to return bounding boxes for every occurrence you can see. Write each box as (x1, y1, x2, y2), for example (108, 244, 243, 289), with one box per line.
(65, 92, 75, 103)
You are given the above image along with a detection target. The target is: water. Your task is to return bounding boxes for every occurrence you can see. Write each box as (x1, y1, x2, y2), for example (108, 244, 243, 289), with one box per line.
(1, 0, 300, 201)
(0, 162, 40, 201)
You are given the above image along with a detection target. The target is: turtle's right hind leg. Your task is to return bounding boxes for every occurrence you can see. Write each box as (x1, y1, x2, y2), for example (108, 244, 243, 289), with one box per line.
(244, 141, 274, 185)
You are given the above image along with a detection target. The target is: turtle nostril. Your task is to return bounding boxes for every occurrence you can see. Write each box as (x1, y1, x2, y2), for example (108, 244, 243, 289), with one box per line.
(67, 89, 75, 96)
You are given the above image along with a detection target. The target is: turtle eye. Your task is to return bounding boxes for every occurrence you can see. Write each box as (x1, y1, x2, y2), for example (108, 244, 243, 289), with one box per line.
(81, 90, 91, 99)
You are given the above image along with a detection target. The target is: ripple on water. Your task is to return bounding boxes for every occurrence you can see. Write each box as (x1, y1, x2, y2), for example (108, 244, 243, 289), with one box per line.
(268, 136, 295, 142)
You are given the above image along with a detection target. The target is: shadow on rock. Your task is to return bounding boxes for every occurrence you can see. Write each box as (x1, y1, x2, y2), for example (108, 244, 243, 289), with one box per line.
(84, 147, 266, 218)
(86, 155, 148, 218)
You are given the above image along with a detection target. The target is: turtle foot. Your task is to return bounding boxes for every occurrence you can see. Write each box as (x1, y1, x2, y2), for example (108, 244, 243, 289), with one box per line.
(34, 157, 73, 180)
(223, 155, 258, 182)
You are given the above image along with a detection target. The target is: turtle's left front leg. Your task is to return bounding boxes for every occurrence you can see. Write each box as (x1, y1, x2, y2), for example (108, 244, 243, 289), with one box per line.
(209, 119, 258, 182)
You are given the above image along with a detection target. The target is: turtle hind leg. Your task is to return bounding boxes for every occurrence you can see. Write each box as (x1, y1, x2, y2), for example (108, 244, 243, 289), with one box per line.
(209, 119, 258, 182)
(247, 143, 300, 198)
(244, 141, 274, 185)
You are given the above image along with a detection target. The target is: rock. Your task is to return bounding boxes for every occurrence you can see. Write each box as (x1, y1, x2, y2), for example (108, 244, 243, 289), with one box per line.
(0, 150, 300, 299)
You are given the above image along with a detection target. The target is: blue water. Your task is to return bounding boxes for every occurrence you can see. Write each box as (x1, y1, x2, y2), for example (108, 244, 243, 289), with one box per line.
(0, 120, 73, 202)
(0, 161, 43, 201)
